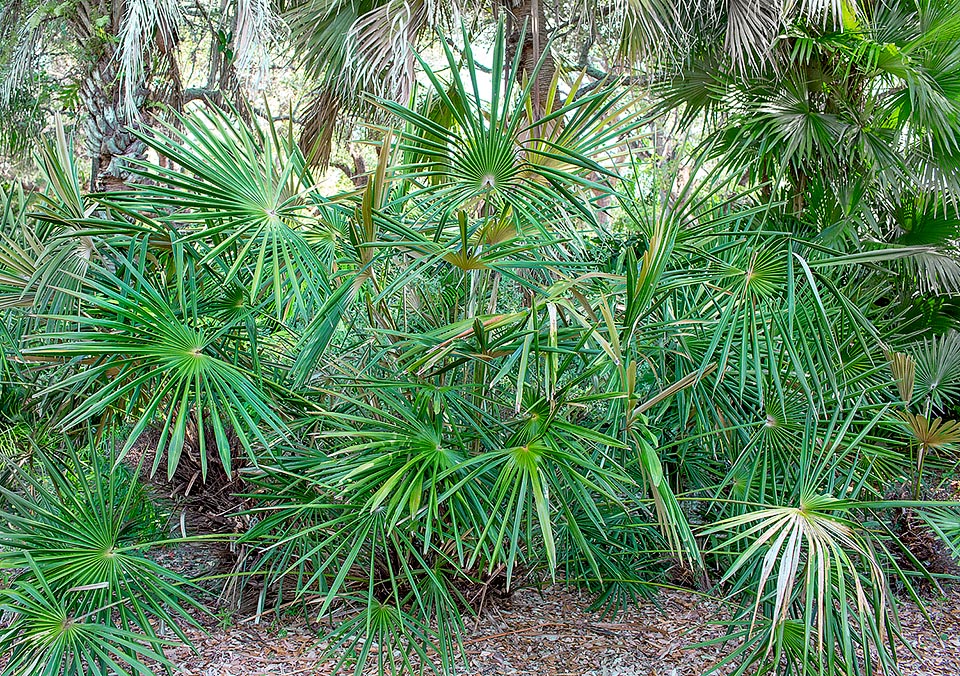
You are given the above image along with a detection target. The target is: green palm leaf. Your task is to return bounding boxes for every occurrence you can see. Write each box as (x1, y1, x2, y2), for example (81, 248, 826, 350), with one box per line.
(120, 106, 331, 318)
(27, 261, 286, 477)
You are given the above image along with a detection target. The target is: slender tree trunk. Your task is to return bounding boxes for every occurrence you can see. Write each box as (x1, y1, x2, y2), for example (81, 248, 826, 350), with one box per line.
(504, 0, 554, 118)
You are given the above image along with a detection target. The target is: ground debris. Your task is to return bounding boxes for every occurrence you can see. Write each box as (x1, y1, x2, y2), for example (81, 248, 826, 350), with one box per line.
(161, 585, 960, 675)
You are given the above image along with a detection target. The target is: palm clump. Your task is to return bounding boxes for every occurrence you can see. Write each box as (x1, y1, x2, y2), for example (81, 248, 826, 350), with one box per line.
(0, 7, 959, 676)
(0, 442, 199, 675)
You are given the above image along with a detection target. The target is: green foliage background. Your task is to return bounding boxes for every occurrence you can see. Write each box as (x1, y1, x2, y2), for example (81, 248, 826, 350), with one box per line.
(2, 3, 960, 676)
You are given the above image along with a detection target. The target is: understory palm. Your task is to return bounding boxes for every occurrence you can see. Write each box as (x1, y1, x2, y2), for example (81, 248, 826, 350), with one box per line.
(1, 18, 959, 676)
(0, 439, 200, 675)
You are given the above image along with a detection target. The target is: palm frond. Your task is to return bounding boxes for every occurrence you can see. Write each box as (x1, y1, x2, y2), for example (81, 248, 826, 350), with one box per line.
(27, 261, 287, 478)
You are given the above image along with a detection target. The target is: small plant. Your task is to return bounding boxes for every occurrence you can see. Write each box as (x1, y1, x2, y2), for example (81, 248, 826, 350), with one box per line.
(0, 437, 204, 675)
(215, 607, 236, 631)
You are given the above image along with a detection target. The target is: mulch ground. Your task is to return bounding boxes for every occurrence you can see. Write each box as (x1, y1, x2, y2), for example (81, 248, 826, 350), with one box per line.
(163, 583, 960, 676)
(144, 458, 960, 675)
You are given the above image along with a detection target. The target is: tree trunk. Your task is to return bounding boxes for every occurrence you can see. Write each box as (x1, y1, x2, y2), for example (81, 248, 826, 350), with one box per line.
(78, 52, 149, 192)
(71, 0, 180, 191)
(504, 0, 554, 118)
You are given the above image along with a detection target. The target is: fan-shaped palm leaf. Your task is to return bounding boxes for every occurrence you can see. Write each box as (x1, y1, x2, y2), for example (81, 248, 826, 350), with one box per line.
(26, 261, 287, 477)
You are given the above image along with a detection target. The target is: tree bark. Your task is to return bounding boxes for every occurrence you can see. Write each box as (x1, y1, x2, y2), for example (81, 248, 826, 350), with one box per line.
(78, 52, 149, 192)
(71, 0, 184, 191)
(504, 0, 554, 118)
(70, 2, 142, 191)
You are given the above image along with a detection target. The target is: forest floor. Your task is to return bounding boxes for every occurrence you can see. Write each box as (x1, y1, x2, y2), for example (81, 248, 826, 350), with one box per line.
(157, 544, 960, 676)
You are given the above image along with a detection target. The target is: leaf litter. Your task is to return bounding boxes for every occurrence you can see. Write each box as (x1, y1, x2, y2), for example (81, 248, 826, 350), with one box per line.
(162, 583, 960, 676)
